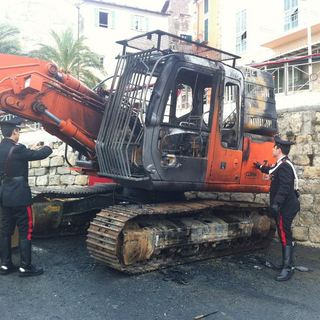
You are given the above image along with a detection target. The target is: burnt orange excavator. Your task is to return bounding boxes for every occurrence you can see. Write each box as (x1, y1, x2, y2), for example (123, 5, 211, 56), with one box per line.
(0, 30, 277, 274)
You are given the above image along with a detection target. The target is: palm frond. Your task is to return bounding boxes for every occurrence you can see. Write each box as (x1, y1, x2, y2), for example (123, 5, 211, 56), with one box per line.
(27, 27, 106, 88)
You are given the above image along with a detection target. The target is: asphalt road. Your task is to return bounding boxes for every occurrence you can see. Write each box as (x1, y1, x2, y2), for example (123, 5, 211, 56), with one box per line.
(1, 235, 319, 320)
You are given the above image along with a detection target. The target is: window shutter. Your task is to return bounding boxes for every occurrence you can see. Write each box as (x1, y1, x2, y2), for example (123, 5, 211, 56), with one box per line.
(130, 14, 135, 30)
(145, 17, 149, 31)
(94, 7, 99, 27)
(110, 10, 116, 29)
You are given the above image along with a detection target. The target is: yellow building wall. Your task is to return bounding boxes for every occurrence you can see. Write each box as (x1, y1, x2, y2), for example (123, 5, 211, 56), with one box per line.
(192, 0, 220, 49)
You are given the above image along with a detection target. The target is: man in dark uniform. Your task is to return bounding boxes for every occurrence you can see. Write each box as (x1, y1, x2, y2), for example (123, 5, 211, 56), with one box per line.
(254, 136, 300, 281)
(0, 117, 52, 276)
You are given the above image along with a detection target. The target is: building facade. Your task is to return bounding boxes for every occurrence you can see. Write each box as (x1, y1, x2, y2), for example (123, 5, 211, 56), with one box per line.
(0, 0, 169, 77)
(192, 0, 320, 94)
(79, 1, 169, 76)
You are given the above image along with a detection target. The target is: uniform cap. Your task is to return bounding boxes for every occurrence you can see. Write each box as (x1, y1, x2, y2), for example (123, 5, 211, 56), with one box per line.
(274, 136, 294, 146)
(0, 116, 24, 128)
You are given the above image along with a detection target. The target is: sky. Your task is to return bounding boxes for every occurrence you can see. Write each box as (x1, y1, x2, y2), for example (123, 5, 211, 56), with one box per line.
(111, 0, 166, 12)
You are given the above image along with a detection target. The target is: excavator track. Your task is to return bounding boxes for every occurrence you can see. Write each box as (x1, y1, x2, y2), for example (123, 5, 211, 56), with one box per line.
(32, 183, 121, 199)
(87, 200, 275, 274)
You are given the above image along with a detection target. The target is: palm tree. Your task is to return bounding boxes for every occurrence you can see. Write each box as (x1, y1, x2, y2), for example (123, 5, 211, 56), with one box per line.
(0, 24, 22, 54)
(29, 28, 106, 89)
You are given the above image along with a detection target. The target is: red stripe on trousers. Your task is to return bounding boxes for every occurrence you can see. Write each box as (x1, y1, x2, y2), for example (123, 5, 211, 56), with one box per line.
(279, 215, 287, 246)
(27, 206, 33, 240)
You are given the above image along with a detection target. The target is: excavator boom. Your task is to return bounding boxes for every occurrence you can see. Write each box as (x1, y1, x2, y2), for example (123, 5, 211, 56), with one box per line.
(0, 53, 106, 163)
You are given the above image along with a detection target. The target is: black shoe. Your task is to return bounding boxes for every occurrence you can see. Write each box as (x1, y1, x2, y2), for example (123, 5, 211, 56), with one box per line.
(19, 265, 43, 277)
(276, 267, 294, 281)
(0, 262, 19, 275)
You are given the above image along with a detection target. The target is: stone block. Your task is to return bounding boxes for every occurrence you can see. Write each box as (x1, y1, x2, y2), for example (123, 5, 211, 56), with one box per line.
(30, 160, 41, 168)
(74, 175, 89, 186)
(291, 140, 313, 155)
(315, 211, 320, 225)
(36, 175, 49, 186)
(230, 193, 254, 202)
(185, 191, 197, 199)
(303, 167, 320, 179)
(28, 176, 36, 187)
(195, 192, 218, 200)
(291, 155, 310, 166)
(49, 175, 60, 186)
(292, 226, 309, 241)
(299, 194, 313, 211)
(299, 180, 320, 194)
(40, 158, 50, 167)
(299, 211, 315, 226)
(49, 167, 57, 175)
(312, 156, 320, 167)
(254, 193, 269, 204)
(301, 111, 316, 135)
(50, 156, 64, 167)
(309, 226, 320, 243)
(295, 134, 313, 145)
(57, 166, 72, 175)
(217, 192, 231, 201)
(314, 125, 320, 134)
(60, 175, 75, 185)
(34, 168, 48, 176)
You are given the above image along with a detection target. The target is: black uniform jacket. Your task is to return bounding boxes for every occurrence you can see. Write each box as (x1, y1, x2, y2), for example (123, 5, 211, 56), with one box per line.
(260, 156, 300, 215)
(0, 138, 52, 207)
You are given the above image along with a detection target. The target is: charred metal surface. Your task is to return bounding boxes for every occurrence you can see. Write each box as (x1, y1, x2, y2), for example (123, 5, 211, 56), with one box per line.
(86, 200, 275, 274)
(31, 184, 120, 238)
(32, 195, 117, 238)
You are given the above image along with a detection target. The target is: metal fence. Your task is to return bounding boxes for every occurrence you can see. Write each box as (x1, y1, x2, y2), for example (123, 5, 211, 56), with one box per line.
(258, 59, 320, 95)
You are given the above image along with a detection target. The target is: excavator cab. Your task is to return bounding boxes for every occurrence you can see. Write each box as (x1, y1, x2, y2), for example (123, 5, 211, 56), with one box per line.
(95, 30, 277, 194)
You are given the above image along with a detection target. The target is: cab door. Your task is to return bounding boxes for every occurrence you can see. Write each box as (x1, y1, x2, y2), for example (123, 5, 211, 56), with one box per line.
(205, 75, 243, 187)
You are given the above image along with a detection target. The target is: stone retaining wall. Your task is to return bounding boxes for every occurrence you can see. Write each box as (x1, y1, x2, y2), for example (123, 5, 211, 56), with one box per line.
(28, 141, 89, 189)
(29, 108, 320, 247)
(278, 107, 320, 248)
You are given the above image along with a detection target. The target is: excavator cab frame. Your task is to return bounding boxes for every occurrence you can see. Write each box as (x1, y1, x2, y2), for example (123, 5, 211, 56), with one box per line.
(95, 30, 277, 194)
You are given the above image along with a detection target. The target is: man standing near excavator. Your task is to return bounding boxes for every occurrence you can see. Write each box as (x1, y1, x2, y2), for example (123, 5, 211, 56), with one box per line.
(0, 117, 52, 276)
(254, 136, 300, 281)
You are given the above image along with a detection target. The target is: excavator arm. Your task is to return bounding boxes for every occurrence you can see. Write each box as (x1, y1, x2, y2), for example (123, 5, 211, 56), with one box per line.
(0, 53, 107, 166)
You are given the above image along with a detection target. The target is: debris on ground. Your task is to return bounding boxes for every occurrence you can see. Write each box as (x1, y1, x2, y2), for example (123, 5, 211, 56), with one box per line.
(194, 311, 218, 319)
(231, 253, 311, 272)
(158, 264, 189, 285)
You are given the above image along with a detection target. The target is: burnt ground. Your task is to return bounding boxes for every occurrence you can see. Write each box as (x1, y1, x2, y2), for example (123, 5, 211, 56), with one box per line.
(0, 235, 319, 320)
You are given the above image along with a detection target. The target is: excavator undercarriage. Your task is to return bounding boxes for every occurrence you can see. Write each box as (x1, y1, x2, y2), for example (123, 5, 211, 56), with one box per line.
(87, 199, 275, 274)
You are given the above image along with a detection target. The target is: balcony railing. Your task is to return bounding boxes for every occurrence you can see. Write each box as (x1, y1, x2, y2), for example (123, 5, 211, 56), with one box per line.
(253, 56, 320, 95)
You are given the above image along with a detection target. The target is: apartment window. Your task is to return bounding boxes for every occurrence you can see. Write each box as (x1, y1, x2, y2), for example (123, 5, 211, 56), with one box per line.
(180, 34, 192, 41)
(131, 15, 149, 31)
(94, 8, 116, 29)
(204, 0, 209, 14)
(204, 19, 209, 42)
(284, 0, 298, 31)
(236, 9, 247, 53)
(99, 11, 108, 28)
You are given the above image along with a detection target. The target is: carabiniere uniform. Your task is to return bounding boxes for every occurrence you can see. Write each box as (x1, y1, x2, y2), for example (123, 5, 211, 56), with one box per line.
(260, 155, 300, 246)
(0, 117, 52, 276)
